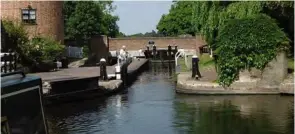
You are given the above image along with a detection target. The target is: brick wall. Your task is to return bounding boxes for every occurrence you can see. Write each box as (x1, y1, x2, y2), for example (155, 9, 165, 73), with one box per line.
(108, 36, 206, 51)
(1, 1, 64, 44)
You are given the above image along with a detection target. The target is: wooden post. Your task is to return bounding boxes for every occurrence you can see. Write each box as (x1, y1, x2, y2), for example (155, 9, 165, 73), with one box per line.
(145, 45, 150, 58)
(152, 45, 157, 60)
(100, 58, 107, 81)
(174, 45, 178, 55)
(168, 45, 172, 60)
(120, 63, 128, 87)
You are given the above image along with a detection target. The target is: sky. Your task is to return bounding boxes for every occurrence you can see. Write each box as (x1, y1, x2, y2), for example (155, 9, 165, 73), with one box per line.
(112, 1, 173, 35)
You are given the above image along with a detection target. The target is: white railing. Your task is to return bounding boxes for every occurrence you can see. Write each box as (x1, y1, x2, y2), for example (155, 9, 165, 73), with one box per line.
(175, 49, 187, 66)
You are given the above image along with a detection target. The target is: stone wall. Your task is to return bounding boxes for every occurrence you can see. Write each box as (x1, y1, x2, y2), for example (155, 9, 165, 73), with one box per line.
(1, 1, 64, 44)
(90, 35, 110, 63)
(239, 52, 288, 88)
(108, 36, 206, 51)
(258, 52, 288, 88)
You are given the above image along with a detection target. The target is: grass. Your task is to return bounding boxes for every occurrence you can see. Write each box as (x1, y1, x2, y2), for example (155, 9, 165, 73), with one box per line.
(177, 54, 215, 72)
(288, 58, 294, 73)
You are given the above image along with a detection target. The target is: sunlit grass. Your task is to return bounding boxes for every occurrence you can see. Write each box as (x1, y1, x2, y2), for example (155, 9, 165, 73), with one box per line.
(288, 58, 294, 73)
(177, 54, 215, 72)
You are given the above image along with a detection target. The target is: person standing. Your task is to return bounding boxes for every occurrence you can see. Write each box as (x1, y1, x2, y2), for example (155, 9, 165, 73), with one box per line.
(118, 45, 127, 65)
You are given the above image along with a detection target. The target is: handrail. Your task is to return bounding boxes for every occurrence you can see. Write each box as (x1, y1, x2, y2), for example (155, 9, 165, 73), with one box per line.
(1, 70, 25, 78)
(175, 49, 185, 66)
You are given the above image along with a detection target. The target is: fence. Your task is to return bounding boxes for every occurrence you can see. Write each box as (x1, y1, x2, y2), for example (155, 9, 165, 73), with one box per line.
(1, 52, 17, 73)
(66, 46, 83, 58)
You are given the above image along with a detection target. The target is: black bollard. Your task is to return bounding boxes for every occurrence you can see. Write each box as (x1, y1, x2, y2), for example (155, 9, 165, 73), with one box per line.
(145, 45, 150, 58)
(168, 45, 172, 60)
(100, 58, 108, 81)
(61, 57, 69, 68)
(120, 63, 128, 87)
(192, 55, 202, 79)
(152, 45, 157, 60)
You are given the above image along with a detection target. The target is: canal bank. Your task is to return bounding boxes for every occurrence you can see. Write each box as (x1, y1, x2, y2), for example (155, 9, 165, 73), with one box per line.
(176, 72, 294, 95)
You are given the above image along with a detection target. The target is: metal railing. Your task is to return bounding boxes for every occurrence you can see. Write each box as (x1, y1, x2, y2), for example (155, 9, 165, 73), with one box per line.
(175, 49, 187, 67)
(1, 52, 17, 73)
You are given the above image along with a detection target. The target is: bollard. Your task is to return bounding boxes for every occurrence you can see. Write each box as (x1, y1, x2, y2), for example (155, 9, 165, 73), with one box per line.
(145, 45, 150, 58)
(152, 45, 157, 60)
(192, 55, 202, 79)
(120, 63, 128, 87)
(100, 58, 108, 81)
(168, 45, 172, 60)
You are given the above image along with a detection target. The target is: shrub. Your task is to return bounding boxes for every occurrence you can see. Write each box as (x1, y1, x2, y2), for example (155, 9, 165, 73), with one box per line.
(2, 20, 65, 72)
(82, 45, 89, 58)
(2, 20, 31, 65)
(28, 36, 65, 62)
(215, 14, 289, 87)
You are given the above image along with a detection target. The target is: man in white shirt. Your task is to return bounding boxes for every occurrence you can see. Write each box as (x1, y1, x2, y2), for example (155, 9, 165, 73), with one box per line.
(118, 45, 127, 65)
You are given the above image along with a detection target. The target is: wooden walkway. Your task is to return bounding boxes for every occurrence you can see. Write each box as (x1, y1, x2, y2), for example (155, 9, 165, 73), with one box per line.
(28, 66, 116, 83)
(28, 59, 148, 83)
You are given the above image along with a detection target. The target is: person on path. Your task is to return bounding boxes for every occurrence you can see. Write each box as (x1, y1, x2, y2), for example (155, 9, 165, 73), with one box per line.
(118, 45, 128, 65)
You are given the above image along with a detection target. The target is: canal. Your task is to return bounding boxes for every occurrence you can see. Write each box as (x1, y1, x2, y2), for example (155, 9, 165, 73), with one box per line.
(45, 63, 294, 134)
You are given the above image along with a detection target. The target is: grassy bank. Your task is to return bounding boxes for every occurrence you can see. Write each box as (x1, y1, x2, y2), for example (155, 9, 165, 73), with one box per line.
(177, 54, 215, 72)
(288, 58, 294, 73)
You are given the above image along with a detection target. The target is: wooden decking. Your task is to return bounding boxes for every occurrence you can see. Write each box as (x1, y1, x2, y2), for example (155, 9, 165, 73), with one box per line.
(28, 59, 149, 83)
(28, 66, 116, 83)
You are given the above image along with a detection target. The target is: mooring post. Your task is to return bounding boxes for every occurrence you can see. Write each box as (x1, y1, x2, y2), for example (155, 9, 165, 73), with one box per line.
(100, 58, 108, 81)
(192, 55, 202, 79)
(168, 45, 172, 60)
(174, 45, 178, 55)
(120, 63, 128, 87)
(152, 45, 157, 60)
(146, 45, 150, 58)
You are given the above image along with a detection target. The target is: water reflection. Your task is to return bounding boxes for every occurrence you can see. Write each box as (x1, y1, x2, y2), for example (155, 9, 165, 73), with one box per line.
(173, 95, 294, 134)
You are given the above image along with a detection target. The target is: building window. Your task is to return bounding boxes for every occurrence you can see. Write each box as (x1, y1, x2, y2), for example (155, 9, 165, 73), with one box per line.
(21, 9, 36, 24)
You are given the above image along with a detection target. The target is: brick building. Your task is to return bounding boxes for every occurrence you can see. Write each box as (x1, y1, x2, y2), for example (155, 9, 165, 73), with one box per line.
(1, 1, 64, 44)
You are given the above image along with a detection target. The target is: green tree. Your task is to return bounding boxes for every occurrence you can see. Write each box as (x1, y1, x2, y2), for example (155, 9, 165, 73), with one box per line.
(157, 1, 195, 36)
(64, 1, 119, 46)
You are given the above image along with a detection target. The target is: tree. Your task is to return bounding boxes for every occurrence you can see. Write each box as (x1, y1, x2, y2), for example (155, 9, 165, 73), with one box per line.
(64, 1, 120, 47)
(157, 1, 195, 36)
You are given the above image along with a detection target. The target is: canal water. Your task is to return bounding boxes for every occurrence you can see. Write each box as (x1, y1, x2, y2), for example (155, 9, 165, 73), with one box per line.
(45, 63, 294, 134)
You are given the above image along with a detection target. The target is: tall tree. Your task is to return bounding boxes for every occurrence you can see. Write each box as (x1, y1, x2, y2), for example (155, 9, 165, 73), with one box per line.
(64, 1, 120, 46)
(157, 1, 195, 36)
